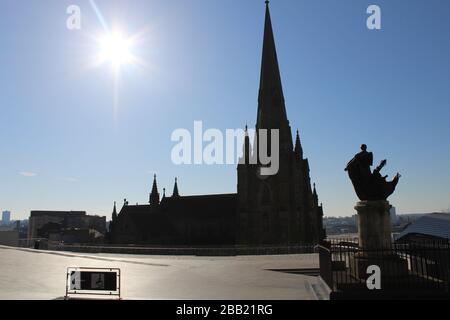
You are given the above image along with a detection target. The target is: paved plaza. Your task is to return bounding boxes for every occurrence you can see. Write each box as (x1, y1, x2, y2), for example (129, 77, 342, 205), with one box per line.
(0, 245, 328, 300)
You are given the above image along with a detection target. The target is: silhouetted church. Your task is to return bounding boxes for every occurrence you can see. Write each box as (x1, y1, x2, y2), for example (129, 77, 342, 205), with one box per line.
(110, 2, 325, 246)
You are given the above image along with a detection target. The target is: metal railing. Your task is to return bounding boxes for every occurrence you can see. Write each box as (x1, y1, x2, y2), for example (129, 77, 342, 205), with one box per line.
(319, 239, 450, 295)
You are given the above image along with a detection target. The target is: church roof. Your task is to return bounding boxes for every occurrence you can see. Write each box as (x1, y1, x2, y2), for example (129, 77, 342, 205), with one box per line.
(119, 204, 152, 215)
(161, 194, 237, 219)
(119, 194, 237, 219)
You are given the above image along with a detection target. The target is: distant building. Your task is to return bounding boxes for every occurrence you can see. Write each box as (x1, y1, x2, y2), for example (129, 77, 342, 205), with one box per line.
(397, 213, 450, 242)
(48, 228, 104, 245)
(28, 211, 83, 239)
(352, 215, 358, 226)
(1, 211, 11, 226)
(390, 206, 398, 225)
(28, 211, 106, 242)
(323, 216, 358, 236)
(16, 220, 28, 240)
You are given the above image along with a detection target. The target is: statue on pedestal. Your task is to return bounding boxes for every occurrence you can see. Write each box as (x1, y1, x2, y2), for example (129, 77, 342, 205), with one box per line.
(344, 145, 408, 280)
(345, 144, 401, 201)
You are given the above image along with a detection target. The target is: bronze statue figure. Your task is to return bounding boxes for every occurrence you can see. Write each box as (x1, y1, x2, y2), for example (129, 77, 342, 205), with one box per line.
(345, 144, 401, 201)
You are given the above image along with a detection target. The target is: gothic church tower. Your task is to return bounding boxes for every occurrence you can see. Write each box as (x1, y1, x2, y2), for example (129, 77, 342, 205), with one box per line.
(237, 2, 324, 245)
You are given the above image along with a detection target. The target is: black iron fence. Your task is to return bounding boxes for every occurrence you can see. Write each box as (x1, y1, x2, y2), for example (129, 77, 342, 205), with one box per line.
(319, 239, 450, 296)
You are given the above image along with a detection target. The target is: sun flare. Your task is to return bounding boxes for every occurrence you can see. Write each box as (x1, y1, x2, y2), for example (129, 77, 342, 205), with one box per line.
(90, 25, 147, 121)
(97, 31, 134, 69)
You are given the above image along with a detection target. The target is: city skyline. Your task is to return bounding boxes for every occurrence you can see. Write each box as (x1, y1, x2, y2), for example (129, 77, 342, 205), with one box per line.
(1, 0, 450, 220)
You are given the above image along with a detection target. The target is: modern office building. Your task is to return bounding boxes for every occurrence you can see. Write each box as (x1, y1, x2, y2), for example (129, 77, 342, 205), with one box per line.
(1, 211, 11, 226)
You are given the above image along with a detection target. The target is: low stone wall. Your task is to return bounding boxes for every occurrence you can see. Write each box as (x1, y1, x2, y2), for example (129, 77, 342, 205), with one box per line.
(48, 244, 317, 256)
(0, 231, 19, 247)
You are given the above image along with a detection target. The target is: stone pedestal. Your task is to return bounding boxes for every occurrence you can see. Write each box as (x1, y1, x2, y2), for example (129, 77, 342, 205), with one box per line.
(355, 200, 392, 249)
(351, 200, 409, 280)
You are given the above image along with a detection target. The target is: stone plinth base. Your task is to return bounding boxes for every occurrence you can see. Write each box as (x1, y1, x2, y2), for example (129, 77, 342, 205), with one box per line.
(355, 200, 392, 250)
(352, 200, 410, 281)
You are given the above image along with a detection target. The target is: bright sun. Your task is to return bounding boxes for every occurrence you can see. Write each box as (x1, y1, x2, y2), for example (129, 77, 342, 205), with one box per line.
(97, 31, 133, 69)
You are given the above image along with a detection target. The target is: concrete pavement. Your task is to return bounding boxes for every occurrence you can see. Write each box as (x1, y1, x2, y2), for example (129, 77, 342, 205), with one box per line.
(0, 245, 328, 300)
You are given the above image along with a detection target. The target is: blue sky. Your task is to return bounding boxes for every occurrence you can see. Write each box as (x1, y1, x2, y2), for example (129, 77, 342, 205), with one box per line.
(0, 0, 449, 220)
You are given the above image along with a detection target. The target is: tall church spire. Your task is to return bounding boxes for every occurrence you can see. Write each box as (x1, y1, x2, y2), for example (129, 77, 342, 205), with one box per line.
(256, 1, 293, 156)
(257, 1, 289, 131)
(172, 177, 180, 197)
(149, 174, 160, 205)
